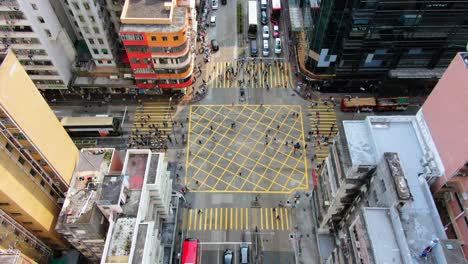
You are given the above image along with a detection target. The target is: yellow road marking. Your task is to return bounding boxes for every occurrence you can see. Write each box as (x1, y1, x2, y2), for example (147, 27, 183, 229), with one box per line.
(209, 208, 213, 230)
(215, 208, 218, 230)
(199, 209, 203, 230)
(265, 208, 269, 230)
(230, 208, 233, 230)
(235, 208, 238, 230)
(260, 208, 264, 230)
(271, 208, 275, 230)
(193, 209, 197, 230)
(225, 208, 228, 230)
(280, 208, 285, 230)
(188, 209, 193, 231)
(240, 208, 243, 230)
(285, 208, 290, 230)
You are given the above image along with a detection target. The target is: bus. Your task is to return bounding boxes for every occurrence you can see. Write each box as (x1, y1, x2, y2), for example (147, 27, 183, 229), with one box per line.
(340, 96, 376, 112)
(181, 238, 199, 264)
(248, 1, 258, 39)
(60, 116, 121, 137)
(375, 97, 410, 111)
(271, 0, 281, 24)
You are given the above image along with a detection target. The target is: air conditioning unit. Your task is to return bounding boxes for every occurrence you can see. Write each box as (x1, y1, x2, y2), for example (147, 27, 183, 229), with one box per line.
(357, 252, 362, 259)
(324, 201, 330, 207)
(355, 241, 360, 248)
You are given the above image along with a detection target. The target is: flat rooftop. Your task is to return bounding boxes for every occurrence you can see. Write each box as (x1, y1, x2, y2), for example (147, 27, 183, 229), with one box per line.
(59, 149, 114, 224)
(99, 175, 124, 205)
(343, 116, 447, 263)
(126, 0, 170, 19)
(363, 208, 402, 264)
(120, 7, 186, 33)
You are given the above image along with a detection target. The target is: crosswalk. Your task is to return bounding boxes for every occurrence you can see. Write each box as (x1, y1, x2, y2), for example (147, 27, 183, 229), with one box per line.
(130, 101, 176, 149)
(205, 60, 294, 89)
(309, 101, 338, 164)
(183, 207, 293, 231)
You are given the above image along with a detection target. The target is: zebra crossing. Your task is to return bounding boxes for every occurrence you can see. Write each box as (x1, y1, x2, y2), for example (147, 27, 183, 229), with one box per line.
(205, 60, 294, 89)
(182, 207, 293, 231)
(309, 101, 338, 165)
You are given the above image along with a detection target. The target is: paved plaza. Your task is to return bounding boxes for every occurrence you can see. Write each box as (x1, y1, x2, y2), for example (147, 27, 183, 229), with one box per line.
(186, 104, 308, 193)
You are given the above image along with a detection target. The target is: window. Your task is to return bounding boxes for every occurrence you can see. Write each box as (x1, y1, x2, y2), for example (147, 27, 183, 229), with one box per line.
(18, 157, 25, 165)
(162, 36, 168, 41)
(32, 230, 42, 233)
(93, 27, 99, 34)
(89, 16, 95, 23)
(30, 168, 36, 177)
(31, 3, 38, 10)
(107, 60, 112, 64)
(5, 143, 13, 152)
(373, 190, 378, 202)
(380, 179, 387, 192)
(83, 27, 90, 33)
(159, 58, 168, 64)
(0, 203, 10, 206)
(11, 212, 22, 216)
(22, 222, 33, 225)
(173, 36, 179, 41)
(40, 180, 45, 186)
(97, 60, 103, 64)
(83, 2, 90, 10)
(92, 49, 99, 54)
(151, 36, 157, 41)
(44, 29, 51, 37)
(88, 38, 95, 44)
(133, 68, 155, 74)
(78, 15, 85, 22)
(101, 49, 108, 55)
(131, 58, 140, 64)
(98, 38, 104, 44)
(72, 2, 79, 9)
(37, 17, 45, 23)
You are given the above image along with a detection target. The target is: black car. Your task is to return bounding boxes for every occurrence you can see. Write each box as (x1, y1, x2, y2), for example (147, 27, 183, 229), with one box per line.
(261, 11, 267, 25)
(222, 0, 227, 5)
(211, 39, 219, 52)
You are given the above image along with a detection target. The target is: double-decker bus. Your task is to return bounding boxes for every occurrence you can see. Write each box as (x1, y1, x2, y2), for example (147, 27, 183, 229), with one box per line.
(341, 96, 410, 112)
(248, 1, 258, 39)
(181, 238, 199, 264)
(60, 116, 121, 137)
(271, 0, 281, 24)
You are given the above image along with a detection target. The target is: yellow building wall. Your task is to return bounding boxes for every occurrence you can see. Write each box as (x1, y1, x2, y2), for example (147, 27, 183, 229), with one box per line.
(0, 138, 66, 248)
(146, 27, 188, 48)
(0, 52, 78, 185)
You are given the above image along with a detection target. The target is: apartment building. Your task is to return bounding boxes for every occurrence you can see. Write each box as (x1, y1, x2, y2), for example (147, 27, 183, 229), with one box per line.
(0, 0, 76, 89)
(305, 0, 468, 83)
(0, 51, 79, 252)
(56, 149, 174, 263)
(119, 0, 195, 91)
(60, 0, 119, 67)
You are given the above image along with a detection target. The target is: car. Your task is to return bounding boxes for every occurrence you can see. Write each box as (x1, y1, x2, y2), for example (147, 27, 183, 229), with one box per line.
(262, 39, 269, 57)
(210, 15, 216, 26)
(212, 0, 218, 9)
(240, 244, 249, 264)
(261, 11, 268, 25)
(223, 250, 233, 264)
(260, 0, 267, 10)
(273, 25, 280, 37)
(221, 0, 227, 5)
(274, 38, 282, 54)
(250, 39, 258, 57)
(262, 25, 269, 39)
(211, 39, 219, 52)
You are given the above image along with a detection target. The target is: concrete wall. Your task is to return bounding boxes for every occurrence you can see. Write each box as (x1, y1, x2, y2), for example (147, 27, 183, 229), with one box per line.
(0, 52, 78, 184)
(421, 53, 468, 191)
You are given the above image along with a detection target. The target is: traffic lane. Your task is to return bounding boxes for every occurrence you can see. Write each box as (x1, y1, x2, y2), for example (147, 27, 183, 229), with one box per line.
(200, 242, 243, 264)
(209, 0, 238, 59)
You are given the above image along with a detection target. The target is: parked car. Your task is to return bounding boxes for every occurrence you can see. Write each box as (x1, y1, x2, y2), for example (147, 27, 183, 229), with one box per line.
(261, 11, 268, 25)
(223, 250, 233, 264)
(262, 39, 269, 57)
(260, 0, 267, 10)
(274, 38, 282, 54)
(211, 39, 219, 51)
(250, 39, 258, 57)
(212, 0, 218, 9)
(210, 15, 216, 26)
(240, 244, 249, 264)
(273, 25, 280, 37)
(262, 25, 269, 39)
(221, 0, 227, 5)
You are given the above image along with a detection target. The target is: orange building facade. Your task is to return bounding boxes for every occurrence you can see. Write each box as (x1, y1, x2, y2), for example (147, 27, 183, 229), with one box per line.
(119, 0, 194, 90)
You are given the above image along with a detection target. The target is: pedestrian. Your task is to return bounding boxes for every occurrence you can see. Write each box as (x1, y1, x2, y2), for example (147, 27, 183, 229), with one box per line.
(195, 180, 199, 185)
(239, 172, 242, 177)
(277, 124, 280, 130)
(198, 139, 202, 144)
(198, 209, 202, 215)
(231, 122, 235, 129)
(210, 125, 213, 131)
(181, 122, 184, 128)
(304, 144, 308, 149)
(276, 215, 280, 220)
(167, 135, 172, 144)
(285, 141, 288, 146)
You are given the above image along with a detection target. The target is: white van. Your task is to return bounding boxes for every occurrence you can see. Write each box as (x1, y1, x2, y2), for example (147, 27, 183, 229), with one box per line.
(260, 0, 267, 10)
(262, 39, 269, 57)
(210, 15, 216, 26)
(274, 38, 282, 54)
(212, 0, 219, 9)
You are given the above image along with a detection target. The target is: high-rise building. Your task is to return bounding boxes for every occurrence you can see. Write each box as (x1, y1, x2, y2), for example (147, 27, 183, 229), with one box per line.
(0, 51, 79, 251)
(59, 0, 120, 67)
(56, 149, 174, 263)
(119, 0, 195, 91)
(305, 0, 468, 83)
(0, 0, 76, 89)
(419, 52, 468, 258)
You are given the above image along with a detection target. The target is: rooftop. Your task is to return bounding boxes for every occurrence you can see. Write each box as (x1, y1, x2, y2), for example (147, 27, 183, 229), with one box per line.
(126, 0, 171, 19)
(59, 148, 114, 225)
(99, 175, 125, 205)
(343, 116, 448, 263)
(120, 7, 187, 33)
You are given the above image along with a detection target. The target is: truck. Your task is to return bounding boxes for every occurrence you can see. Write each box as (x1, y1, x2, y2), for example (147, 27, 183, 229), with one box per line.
(248, 1, 258, 39)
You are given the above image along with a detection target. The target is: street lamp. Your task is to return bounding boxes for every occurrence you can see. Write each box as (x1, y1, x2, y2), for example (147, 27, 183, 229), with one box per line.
(168, 97, 178, 144)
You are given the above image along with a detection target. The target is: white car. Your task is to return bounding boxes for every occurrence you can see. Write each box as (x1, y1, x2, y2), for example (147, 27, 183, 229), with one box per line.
(212, 0, 218, 9)
(274, 38, 282, 54)
(262, 39, 269, 57)
(262, 26, 269, 40)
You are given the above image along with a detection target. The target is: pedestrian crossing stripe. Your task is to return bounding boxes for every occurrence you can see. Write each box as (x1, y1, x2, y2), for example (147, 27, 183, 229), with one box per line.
(183, 208, 291, 231)
(205, 61, 294, 89)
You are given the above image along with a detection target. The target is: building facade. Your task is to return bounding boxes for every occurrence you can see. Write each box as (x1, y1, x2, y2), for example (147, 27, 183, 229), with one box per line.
(60, 0, 120, 67)
(0, 0, 76, 89)
(119, 0, 195, 91)
(305, 0, 468, 81)
(0, 51, 79, 252)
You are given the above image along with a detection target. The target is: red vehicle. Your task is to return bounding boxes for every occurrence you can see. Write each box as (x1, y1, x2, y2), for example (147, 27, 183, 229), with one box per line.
(271, 0, 281, 24)
(181, 238, 199, 264)
(340, 96, 376, 112)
